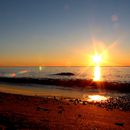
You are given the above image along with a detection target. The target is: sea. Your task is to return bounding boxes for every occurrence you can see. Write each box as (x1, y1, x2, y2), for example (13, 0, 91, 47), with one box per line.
(0, 66, 130, 101)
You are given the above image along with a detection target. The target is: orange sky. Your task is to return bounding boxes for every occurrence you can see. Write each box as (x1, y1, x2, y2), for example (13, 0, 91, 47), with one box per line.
(1, 44, 130, 67)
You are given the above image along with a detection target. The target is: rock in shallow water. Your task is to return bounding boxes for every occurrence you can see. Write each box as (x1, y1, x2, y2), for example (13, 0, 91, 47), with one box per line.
(52, 72, 75, 76)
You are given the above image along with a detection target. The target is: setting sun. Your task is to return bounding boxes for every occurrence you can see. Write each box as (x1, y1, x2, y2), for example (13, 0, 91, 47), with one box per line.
(92, 54, 102, 65)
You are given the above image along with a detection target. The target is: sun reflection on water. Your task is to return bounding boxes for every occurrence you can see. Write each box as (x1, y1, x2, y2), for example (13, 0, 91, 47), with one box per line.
(93, 66, 101, 81)
(87, 95, 108, 102)
(92, 54, 102, 81)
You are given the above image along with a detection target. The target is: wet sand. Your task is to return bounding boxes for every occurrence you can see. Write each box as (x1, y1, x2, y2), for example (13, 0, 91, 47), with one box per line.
(0, 92, 130, 129)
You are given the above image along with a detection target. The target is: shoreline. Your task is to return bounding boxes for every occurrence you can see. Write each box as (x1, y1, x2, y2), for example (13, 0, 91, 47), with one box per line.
(0, 92, 130, 129)
(0, 77, 130, 92)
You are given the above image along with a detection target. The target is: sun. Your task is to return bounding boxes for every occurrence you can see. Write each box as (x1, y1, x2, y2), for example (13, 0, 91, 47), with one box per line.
(92, 54, 102, 65)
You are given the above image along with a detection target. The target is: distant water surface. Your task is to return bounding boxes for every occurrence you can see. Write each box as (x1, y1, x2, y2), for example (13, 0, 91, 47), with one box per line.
(0, 66, 129, 82)
(0, 67, 130, 102)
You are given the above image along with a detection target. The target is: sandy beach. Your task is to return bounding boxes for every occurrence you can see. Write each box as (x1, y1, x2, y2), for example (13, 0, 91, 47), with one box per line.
(0, 92, 130, 130)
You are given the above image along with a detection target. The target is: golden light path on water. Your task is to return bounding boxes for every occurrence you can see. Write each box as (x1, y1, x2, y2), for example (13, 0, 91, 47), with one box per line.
(92, 54, 102, 81)
(93, 66, 101, 81)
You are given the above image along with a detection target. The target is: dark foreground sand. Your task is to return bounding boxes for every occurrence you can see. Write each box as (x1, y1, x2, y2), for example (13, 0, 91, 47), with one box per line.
(0, 92, 130, 130)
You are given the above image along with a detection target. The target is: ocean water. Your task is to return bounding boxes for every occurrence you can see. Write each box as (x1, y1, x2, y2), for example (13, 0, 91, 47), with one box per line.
(0, 66, 130, 100)
(0, 66, 130, 82)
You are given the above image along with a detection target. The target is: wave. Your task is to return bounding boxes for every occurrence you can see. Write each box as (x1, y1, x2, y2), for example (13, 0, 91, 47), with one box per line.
(0, 77, 130, 92)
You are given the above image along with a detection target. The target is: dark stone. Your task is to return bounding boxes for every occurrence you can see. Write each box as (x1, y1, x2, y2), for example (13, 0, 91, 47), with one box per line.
(53, 72, 75, 76)
(115, 122, 124, 126)
(58, 110, 62, 114)
(78, 114, 82, 118)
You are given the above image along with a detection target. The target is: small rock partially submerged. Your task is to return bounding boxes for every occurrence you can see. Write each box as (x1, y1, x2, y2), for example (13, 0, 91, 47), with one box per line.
(52, 72, 75, 76)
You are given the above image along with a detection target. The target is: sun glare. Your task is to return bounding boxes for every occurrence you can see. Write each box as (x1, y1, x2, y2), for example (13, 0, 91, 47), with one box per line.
(39, 66, 43, 71)
(93, 54, 102, 65)
(87, 95, 108, 102)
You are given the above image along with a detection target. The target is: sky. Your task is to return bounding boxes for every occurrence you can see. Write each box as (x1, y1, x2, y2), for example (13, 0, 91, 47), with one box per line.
(0, 0, 130, 66)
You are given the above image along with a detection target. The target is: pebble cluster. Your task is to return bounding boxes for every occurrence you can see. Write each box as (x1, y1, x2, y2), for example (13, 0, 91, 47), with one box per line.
(68, 95, 130, 111)
(97, 96, 130, 111)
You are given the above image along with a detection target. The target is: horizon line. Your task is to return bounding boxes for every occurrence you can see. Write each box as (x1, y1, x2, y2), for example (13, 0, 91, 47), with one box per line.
(0, 65, 130, 67)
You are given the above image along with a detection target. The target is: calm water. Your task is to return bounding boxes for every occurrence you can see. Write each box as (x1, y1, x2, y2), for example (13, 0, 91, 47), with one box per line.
(0, 66, 130, 82)
(0, 66, 130, 101)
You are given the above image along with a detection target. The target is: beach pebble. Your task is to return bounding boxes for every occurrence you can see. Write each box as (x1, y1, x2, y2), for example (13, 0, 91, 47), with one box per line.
(58, 110, 63, 114)
(115, 122, 124, 126)
(78, 114, 82, 118)
(36, 107, 49, 112)
(82, 101, 87, 105)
